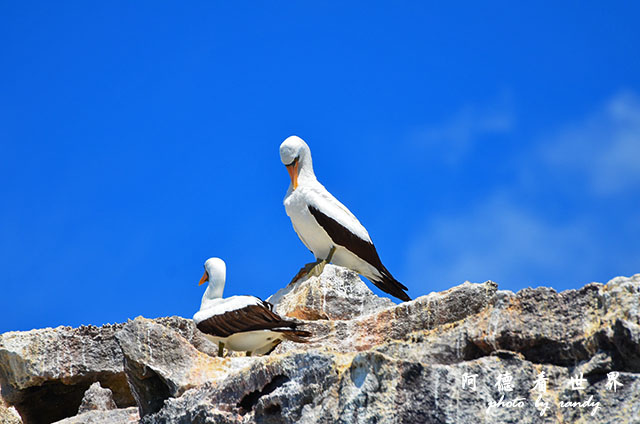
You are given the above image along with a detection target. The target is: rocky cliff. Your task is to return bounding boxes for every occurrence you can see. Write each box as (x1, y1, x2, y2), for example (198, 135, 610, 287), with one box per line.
(1, 266, 639, 424)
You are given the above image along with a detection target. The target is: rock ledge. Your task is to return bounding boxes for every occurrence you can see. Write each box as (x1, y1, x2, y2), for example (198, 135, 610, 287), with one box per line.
(1, 269, 638, 424)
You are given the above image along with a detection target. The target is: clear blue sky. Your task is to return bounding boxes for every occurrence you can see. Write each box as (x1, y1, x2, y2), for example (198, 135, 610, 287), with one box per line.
(2, 2, 639, 332)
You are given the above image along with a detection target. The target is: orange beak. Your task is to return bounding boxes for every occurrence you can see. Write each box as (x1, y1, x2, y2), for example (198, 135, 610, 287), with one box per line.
(198, 270, 209, 286)
(286, 159, 299, 190)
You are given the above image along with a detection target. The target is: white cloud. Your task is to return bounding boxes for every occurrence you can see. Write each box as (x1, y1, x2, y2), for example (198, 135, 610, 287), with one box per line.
(405, 92, 640, 293)
(405, 194, 600, 291)
(408, 98, 514, 164)
(543, 91, 640, 195)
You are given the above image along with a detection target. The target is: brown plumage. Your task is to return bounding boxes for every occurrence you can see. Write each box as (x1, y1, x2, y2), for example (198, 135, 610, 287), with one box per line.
(196, 301, 311, 340)
(308, 205, 410, 302)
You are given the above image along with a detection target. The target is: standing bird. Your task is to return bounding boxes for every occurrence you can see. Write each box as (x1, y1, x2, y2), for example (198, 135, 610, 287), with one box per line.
(193, 257, 311, 356)
(279, 135, 411, 302)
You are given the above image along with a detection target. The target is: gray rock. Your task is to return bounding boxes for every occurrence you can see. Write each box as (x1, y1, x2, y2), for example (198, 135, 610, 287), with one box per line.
(267, 264, 395, 320)
(52, 407, 139, 424)
(0, 399, 22, 424)
(77, 382, 117, 413)
(0, 323, 132, 424)
(152, 316, 220, 358)
(273, 279, 499, 355)
(2, 268, 639, 424)
(142, 347, 640, 424)
(114, 316, 253, 417)
(140, 350, 343, 424)
(142, 272, 640, 423)
(0, 316, 213, 424)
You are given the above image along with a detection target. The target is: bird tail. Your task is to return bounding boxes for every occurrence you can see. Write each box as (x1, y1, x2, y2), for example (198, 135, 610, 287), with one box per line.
(279, 329, 312, 343)
(371, 269, 411, 302)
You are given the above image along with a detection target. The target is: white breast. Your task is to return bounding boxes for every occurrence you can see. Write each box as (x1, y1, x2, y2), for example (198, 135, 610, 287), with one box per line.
(284, 186, 334, 260)
(284, 183, 384, 281)
(201, 329, 284, 353)
(225, 330, 282, 352)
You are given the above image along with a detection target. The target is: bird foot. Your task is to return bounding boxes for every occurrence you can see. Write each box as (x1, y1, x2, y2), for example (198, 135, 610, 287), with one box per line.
(217, 342, 225, 357)
(289, 261, 320, 285)
(288, 247, 337, 285)
(308, 259, 328, 278)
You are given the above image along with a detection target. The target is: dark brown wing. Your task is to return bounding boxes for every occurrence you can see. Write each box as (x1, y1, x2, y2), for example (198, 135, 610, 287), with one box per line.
(308, 204, 411, 301)
(308, 205, 384, 270)
(280, 329, 312, 343)
(196, 301, 299, 338)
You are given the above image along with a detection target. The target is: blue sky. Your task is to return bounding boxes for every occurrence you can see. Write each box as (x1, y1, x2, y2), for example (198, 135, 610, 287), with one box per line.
(1, 2, 639, 333)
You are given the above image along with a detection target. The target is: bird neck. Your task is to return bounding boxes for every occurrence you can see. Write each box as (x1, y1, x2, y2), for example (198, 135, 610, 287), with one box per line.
(203, 279, 225, 302)
(297, 152, 317, 185)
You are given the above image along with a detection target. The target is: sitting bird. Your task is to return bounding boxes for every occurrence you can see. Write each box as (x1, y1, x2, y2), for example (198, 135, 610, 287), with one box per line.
(279, 135, 411, 302)
(193, 257, 311, 356)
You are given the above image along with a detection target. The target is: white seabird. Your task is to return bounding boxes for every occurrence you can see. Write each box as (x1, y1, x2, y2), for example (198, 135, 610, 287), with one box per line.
(279, 135, 411, 302)
(193, 257, 311, 356)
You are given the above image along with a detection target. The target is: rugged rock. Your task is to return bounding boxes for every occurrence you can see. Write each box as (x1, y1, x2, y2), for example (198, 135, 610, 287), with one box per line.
(114, 317, 253, 416)
(152, 316, 221, 358)
(0, 323, 132, 424)
(77, 382, 117, 413)
(271, 279, 499, 355)
(0, 317, 216, 424)
(141, 273, 640, 423)
(1, 268, 639, 423)
(267, 264, 394, 320)
(0, 398, 22, 424)
(52, 408, 139, 424)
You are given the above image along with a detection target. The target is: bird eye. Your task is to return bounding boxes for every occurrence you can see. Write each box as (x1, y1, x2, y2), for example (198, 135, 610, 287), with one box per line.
(285, 157, 298, 167)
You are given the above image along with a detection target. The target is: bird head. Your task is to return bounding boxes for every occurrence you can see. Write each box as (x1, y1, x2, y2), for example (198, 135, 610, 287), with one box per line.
(280, 135, 311, 190)
(199, 257, 226, 287)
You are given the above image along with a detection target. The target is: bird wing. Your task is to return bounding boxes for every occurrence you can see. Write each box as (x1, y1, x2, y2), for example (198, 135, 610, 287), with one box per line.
(306, 184, 373, 243)
(195, 300, 297, 338)
(307, 203, 386, 273)
(298, 182, 411, 301)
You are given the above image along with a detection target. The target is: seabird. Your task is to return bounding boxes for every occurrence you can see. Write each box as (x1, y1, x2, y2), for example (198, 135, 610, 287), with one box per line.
(193, 257, 311, 356)
(279, 135, 411, 302)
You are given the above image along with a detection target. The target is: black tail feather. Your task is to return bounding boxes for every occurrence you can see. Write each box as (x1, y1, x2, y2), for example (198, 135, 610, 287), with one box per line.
(279, 329, 312, 343)
(371, 270, 411, 302)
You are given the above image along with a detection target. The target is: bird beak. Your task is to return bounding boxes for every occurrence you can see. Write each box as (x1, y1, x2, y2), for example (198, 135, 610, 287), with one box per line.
(198, 271, 209, 286)
(286, 158, 299, 190)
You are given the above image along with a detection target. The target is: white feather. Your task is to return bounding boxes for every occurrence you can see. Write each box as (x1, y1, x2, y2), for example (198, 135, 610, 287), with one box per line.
(280, 136, 383, 281)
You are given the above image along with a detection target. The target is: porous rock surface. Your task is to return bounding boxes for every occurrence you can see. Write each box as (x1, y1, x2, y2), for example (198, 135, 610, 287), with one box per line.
(52, 408, 139, 424)
(0, 398, 21, 424)
(77, 382, 117, 413)
(267, 264, 394, 320)
(0, 268, 638, 424)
